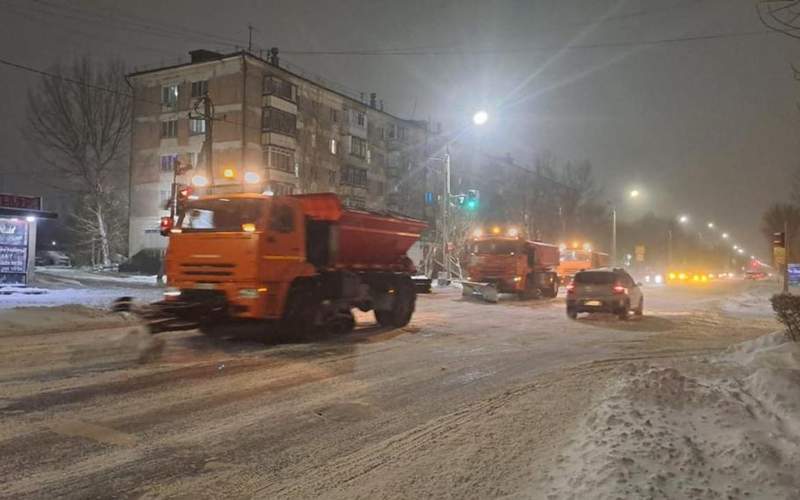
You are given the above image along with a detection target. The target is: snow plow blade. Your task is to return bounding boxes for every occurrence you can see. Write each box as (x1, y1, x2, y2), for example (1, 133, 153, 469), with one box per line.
(112, 296, 202, 334)
(460, 281, 499, 303)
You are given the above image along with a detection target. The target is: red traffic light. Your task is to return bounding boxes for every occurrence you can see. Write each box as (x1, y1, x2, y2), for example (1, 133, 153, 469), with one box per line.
(159, 216, 173, 236)
(177, 185, 193, 199)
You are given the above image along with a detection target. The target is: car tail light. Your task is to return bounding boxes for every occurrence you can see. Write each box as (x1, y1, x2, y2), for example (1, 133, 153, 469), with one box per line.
(612, 284, 627, 294)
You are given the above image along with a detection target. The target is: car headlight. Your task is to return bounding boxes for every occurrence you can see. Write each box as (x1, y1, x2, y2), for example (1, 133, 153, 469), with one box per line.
(164, 287, 181, 297)
(655, 274, 663, 284)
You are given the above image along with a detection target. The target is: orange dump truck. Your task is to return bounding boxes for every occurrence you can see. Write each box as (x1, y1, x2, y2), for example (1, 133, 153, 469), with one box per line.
(557, 248, 610, 284)
(462, 235, 560, 302)
(123, 193, 426, 336)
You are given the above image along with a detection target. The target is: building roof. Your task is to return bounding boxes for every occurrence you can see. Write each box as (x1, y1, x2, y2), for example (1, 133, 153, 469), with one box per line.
(127, 50, 428, 128)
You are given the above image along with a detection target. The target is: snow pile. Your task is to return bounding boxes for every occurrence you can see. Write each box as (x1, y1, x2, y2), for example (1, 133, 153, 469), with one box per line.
(0, 305, 136, 336)
(549, 336, 800, 499)
(719, 289, 774, 317)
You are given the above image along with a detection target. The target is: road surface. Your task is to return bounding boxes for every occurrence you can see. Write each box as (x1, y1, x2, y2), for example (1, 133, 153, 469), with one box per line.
(0, 281, 779, 499)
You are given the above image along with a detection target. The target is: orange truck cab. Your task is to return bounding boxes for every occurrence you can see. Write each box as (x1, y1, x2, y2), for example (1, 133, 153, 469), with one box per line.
(158, 193, 426, 336)
(557, 248, 610, 284)
(463, 236, 560, 301)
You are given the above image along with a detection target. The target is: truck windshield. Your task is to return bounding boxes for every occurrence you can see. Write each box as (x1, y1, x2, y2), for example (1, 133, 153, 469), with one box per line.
(561, 250, 590, 262)
(472, 240, 520, 255)
(178, 198, 263, 232)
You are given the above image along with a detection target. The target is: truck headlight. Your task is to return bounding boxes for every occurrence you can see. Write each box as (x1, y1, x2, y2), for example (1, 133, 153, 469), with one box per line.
(164, 287, 181, 297)
(238, 288, 260, 299)
(513, 276, 522, 282)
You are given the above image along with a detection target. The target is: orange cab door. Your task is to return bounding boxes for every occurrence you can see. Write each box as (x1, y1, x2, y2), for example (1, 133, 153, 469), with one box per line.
(262, 199, 306, 282)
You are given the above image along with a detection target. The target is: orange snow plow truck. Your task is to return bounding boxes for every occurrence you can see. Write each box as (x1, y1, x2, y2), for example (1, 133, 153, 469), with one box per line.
(120, 193, 426, 337)
(462, 233, 560, 303)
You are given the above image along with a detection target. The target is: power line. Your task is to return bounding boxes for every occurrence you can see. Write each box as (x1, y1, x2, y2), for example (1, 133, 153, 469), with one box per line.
(281, 28, 792, 57)
(0, 55, 265, 134)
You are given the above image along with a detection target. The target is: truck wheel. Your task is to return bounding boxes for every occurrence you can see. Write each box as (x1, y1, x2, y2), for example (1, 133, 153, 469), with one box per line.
(567, 308, 578, 320)
(542, 281, 558, 298)
(375, 276, 415, 328)
(280, 284, 320, 340)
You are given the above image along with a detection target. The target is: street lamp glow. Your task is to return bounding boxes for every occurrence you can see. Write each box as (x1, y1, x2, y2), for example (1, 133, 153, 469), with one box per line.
(737, 248, 744, 255)
(733, 245, 739, 250)
(629, 189, 640, 198)
(722, 232, 729, 239)
(472, 110, 489, 126)
(678, 215, 689, 224)
(707, 222, 714, 229)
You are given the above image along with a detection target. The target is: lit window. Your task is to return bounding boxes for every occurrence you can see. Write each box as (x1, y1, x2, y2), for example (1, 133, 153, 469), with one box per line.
(330, 138, 337, 155)
(189, 118, 206, 135)
(161, 85, 178, 110)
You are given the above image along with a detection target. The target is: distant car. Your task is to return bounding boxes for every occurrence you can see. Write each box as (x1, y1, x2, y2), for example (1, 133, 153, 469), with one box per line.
(35, 250, 71, 267)
(745, 271, 767, 280)
(566, 268, 644, 320)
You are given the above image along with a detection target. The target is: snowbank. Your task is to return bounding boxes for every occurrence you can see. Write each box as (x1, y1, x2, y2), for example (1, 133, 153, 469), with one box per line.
(0, 305, 136, 336)
(549, 333, 800, 499)
(719, 289, 775, 317)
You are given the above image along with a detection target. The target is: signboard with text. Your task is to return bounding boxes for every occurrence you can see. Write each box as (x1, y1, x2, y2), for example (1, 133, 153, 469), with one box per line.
(0, 194, 41, 211)
(0, 218, 29, 284)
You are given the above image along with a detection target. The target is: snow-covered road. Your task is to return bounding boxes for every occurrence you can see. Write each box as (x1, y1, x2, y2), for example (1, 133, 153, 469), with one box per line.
(0, 280, 784, 498)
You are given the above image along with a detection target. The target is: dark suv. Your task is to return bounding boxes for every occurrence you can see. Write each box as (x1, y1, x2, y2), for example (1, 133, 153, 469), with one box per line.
(566, 268, 643, 320)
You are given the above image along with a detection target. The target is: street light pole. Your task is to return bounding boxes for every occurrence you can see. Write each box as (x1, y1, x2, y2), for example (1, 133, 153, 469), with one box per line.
(441, 149, 451, 283)
(611, 206, 617, 266)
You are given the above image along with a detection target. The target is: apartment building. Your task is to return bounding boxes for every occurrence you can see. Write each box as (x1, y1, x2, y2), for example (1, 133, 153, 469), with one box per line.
(127, 49, 431, 257)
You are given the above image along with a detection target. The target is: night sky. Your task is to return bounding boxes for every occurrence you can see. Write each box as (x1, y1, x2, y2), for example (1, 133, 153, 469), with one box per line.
(1, 0, 799, 256)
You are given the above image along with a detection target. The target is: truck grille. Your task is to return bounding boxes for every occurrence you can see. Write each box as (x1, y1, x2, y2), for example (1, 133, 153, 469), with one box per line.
(180, 262, 235, 277)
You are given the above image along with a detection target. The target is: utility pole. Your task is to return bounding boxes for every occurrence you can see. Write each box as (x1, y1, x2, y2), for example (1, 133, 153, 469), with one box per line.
(784, 219, 790, 294)
(247, 25, 254, 52)
(190, 94, 216, 192)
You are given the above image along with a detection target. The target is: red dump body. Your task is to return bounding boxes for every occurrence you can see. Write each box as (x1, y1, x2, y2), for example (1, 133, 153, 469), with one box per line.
(292, 193, 427, 271)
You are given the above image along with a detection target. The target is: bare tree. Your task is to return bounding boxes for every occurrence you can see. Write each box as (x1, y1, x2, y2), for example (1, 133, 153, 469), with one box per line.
(25, 57, 131, 267)
(761, 203, 800, 252)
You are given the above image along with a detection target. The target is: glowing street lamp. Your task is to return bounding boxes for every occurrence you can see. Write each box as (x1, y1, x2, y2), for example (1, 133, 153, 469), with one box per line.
(733, 245, 739, 250)
(629, 189, 640, 198)
(707, 222, 714, 229)
(678, 215, 689, 224)
(721, 232, 729, 239)
(472, 110, 489, 126)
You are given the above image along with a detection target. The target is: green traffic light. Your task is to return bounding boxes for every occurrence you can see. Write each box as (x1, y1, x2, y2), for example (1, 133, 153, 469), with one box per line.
(466, 199, 478, 211)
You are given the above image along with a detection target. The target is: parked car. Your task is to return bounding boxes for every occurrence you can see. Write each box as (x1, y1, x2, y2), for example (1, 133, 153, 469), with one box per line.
(566, 268, 644, 320)
(35, 250, 71, 267)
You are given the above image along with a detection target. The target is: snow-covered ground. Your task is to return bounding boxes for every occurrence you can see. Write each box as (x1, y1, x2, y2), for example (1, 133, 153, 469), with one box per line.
(549, 325, 800, 498)
(0, 267, 162, 311)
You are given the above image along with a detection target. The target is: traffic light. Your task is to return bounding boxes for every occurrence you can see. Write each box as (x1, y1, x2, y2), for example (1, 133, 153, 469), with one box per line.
(159, 216, 173, 236)
(773, 231, 786, 248)
(464, 189, 479, 211)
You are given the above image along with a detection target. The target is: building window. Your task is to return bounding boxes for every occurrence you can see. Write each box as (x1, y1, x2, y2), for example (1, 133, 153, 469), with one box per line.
(330, 108, 339, 123)
(269, 181, 295, 196)
(388, 123, 397, 139)
(353, 110, 366, 128)
(186, 151, 199, 169)
(161, 84, 178, 110)
(330, 138, 337, 155)
(191, 80, 208, 98)
(160, 119, 178, 138)
(366, 149, 372, 164)
(263, 76, 296, 102)
(328, 169, 336, 185)
(262, 107, 297, 136)
(349, 136, 367, 158)
(160, 154, 178, 172)
(342, 196, 366, 209)
(372, 151, 385, 167)
(378, 127, 385, 140)
(398, 126, 407, 141)
(341, 165, 367, 187)
(264, 146, 295, 174)
(310, 132, 316, 148)
(189, 118, 206, 135)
